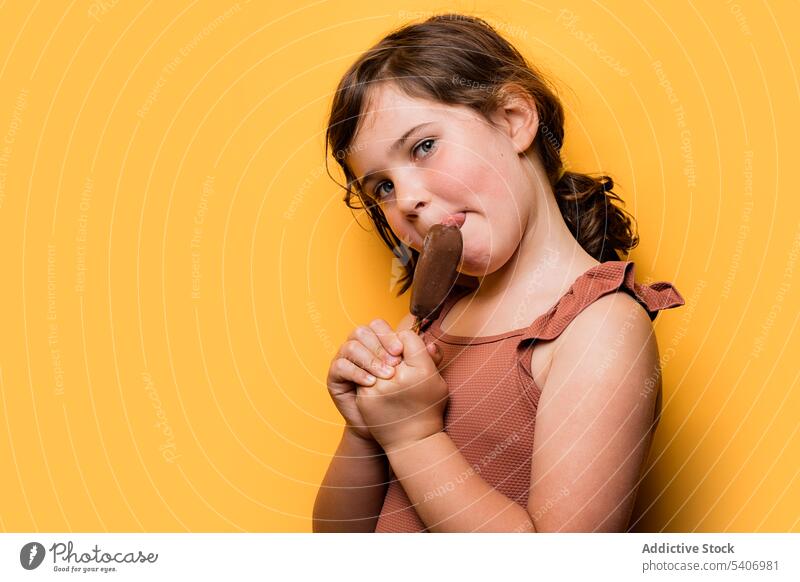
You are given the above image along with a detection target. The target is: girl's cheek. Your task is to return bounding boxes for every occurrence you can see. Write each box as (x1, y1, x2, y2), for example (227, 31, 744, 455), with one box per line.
(439, 148, 475, 192)
(457, 152, 497, 196)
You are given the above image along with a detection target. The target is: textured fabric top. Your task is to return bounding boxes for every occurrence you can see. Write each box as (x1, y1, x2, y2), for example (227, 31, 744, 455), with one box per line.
(375, 260, 685, 533)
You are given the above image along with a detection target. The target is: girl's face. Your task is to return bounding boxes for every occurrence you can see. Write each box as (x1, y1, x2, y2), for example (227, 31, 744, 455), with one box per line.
(346, 83, 539, 278)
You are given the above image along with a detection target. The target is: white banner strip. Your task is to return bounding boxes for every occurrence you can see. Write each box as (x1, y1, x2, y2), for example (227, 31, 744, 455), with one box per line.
(1, 533, 798, 581)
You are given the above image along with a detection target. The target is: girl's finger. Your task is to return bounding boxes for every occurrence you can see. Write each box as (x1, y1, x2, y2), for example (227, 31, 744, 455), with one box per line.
(427, 342, 443, 367)
(395, 329, 429, 368)
(342, 340, 396, 379)
(365, 319, 403, 362)
(347, 324, 390, 362)
(333, 357, 377, 386)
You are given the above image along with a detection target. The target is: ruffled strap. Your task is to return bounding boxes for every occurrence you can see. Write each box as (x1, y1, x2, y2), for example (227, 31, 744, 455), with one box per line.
(519, 261, 685, 342)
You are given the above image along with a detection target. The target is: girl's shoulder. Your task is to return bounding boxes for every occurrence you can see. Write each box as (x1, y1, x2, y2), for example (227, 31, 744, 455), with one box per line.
(520, 259, 685, 343)
(545, 260, 685, 376)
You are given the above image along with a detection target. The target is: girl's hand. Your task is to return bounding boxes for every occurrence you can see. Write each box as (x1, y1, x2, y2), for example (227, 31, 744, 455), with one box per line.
(325, 320, 405, 441)
(355, 330, 447, 452)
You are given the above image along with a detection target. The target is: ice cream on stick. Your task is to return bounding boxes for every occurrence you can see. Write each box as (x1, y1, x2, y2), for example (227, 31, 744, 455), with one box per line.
(410, 220, 463, 333)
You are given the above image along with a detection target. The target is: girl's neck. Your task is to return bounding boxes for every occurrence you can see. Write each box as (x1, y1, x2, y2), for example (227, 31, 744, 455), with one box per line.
(469, 158, 600, 305)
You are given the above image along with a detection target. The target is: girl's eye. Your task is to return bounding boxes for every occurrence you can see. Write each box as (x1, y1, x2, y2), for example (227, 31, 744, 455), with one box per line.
(414, 138, 436, 158)
(373, 180, 394, 199)
(370, 139, 436, 200)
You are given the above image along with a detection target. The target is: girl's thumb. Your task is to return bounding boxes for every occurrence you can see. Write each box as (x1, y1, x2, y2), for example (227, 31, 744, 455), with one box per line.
(427, 342, 442, 366)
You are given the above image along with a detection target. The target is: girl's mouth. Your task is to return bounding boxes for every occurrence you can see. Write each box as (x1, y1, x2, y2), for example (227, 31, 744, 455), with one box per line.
(439, 212, 466, 229)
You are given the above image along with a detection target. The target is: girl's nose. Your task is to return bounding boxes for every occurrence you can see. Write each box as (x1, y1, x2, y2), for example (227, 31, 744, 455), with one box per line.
(394, 182, 432, 215)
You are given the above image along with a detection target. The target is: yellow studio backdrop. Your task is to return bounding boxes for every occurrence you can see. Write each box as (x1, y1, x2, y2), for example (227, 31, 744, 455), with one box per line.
(0, 0, 797, 533)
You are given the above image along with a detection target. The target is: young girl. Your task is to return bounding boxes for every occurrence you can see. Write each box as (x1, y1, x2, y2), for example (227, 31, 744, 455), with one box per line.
(313, 14, 685, 533)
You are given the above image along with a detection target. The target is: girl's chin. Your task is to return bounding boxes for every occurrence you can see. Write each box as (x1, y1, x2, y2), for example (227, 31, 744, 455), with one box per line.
(457, 253, 493, 278)
(459, 239, 510, 277)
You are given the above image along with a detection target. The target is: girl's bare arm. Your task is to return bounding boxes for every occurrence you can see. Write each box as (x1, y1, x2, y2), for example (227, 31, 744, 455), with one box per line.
(312, 427, 390, 532)
(313, 313, 413, 532)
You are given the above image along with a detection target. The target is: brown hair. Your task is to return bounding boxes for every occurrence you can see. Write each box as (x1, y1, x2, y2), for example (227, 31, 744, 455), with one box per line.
(325, 13, 638, 295)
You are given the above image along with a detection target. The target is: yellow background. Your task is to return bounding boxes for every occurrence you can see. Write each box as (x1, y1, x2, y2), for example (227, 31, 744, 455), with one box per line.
(0, 0, 797, 532)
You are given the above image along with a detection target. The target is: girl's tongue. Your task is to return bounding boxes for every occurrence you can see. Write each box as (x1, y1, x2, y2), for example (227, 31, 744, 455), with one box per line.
(439, 212, 465, 228)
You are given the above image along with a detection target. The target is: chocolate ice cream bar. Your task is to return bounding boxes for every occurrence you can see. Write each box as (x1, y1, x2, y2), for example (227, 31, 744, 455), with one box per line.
(410, 223, 463, 333)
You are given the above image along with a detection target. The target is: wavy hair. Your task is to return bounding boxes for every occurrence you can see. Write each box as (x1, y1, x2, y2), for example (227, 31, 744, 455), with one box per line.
(326, 13, 639, 295)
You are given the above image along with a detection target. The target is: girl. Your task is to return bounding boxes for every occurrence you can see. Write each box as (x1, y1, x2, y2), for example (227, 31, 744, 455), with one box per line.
(313, 14, 685, 533)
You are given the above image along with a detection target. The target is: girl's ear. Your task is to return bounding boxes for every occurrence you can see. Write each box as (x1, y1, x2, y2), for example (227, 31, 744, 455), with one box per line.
(488, 83, 540, 154)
